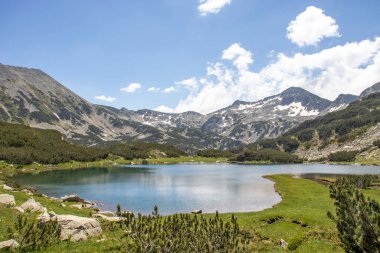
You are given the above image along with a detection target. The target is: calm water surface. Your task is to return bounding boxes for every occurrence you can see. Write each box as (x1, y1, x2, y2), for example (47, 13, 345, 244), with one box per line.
(11, 164, 380, 214)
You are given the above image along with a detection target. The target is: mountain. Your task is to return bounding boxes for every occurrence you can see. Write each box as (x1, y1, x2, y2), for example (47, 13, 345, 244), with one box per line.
(360, 82, 380, 97)
(321, 94, 359, 114)
(201, 87, 333, 143)
(256, 92, 380, 161)
(0, 64, 241, 150)
(0, 63, 377, 151)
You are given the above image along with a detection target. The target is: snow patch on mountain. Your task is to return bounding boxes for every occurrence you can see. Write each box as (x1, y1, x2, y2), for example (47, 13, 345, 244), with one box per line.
(275, 102, 320, 116)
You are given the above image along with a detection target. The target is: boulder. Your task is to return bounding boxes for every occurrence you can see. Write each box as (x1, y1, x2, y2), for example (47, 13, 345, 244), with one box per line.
(3, 185, 13, 191)
(56, 215, 102, 242)
(280, 239, 288, 248)
(60, 203, 66, 207)
(21, 189, 33, 196)
(19, 198, 47, 213)
(60, 194, 85, 203)
(13, 207, 25, 213)
(98, 211, 115, 217)
(0, 239, 19, 250)
(191, 210, 202, 214)
(70, 204, 83, 210)
(70, 203, 92, 210)
(92, 213, 122, 222)
(0, 194, 15, 207)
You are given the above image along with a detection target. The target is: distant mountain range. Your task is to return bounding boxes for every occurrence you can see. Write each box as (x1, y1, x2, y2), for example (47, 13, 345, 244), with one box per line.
(0, 64, 379, 151)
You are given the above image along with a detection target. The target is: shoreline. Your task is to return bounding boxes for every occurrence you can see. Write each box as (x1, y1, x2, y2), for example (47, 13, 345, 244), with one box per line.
(5, 162, 380, 216)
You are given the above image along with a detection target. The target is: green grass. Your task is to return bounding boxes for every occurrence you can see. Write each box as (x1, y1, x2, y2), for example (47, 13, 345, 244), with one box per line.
(1, 174, 379, 252)
(225, 175, 343, 252)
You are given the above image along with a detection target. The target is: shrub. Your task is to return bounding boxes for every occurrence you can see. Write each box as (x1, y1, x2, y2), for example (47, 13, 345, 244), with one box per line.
(232, 148, 302, 164)
(117, 206, 252, 252)
(328, 151, 358, 162)
(288, 235, 303, 251)
(7, 215, 61, 252)
(197, 149, 235, 158)
(327, 176, 380, 253)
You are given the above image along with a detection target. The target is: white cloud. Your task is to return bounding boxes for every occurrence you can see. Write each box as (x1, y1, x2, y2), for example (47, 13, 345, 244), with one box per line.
(120, 83, 142, 93)
(148, 87, 160, 92)
(222, 43, 253, 72)
(175, 77, 199, 90)
(163, 86, 177, 93)
(198, 0, 231, 16)
(93, 95, 116, 103)
(287, 6, 340, 47)
(167, 38, 380, 114)
(155, 105, 175, 113)
(147, 86, 177, 93)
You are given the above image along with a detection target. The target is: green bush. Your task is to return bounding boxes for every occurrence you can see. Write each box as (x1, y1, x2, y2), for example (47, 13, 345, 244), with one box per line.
(117, 206, 252, 252)
(327, 175, 380, 253)
(232, 148, 302, 164)
(197, 149, 235, 158)
(328, 151, 358, 162)
(288, 235, 303, 251)
(7, 215, 61, 252)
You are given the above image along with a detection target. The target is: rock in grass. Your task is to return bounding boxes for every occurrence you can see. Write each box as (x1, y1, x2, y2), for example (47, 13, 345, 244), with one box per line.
(19, 198, 47, 213)
(60, 194, 85, 203)
(92, 213, 122, 222)
(70, 204, 83, 210)
(0, 239, 19, 250)
(57, 215, 102, 242)
(13, 207, 24, 213)
(21, 189, 33, 196)
(0, 194, 15, 207)
(39, 213, 102, 242)
(280, 239, 288, 248)
(3, 185, 13, 191)
(97, 211, 115, 217)
(70, 203, 93, 209)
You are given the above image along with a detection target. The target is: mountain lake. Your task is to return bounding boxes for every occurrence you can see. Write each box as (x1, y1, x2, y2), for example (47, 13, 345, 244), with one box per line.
(11, 163, 380, 215)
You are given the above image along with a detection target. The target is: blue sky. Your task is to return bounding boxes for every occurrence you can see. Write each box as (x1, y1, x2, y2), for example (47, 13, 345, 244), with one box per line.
(1, 0, 379, 113)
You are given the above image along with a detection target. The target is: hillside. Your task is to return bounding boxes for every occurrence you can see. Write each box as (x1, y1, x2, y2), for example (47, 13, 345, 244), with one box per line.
(0, 64, 241, 151)
(255, 93, 380, 161)
(0, 122, 185, 165)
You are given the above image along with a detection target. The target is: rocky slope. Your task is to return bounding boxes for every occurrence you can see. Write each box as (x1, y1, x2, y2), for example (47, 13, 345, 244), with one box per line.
(256, 92, 380, 161)
(0, 63, 377, 150)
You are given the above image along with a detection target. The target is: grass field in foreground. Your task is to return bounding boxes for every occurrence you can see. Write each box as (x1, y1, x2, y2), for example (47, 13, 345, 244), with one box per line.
(1, 174, 379, 252)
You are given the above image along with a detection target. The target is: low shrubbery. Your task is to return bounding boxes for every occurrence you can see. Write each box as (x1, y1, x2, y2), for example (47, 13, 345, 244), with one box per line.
(7, 215, 61, 252)
(328, 151, 359, 162)
(197, 149, 236, 158)
(327, 175, 380, 253)
(115, 206, 252, 252)
(231, 148, 303, 164)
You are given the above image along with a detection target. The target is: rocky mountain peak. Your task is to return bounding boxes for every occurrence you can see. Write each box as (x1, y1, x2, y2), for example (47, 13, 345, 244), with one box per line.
(278, 86, 331, 111)
(360, 82, 380, 97)
(333, 94, 358, 104)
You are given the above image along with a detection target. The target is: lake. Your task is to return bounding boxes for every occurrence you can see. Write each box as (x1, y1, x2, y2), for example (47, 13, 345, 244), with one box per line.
(11, 163, 380, 215)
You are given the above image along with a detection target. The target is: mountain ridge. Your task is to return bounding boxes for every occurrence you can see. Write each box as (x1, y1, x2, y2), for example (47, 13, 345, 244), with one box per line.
(0, 63, 379, 150)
